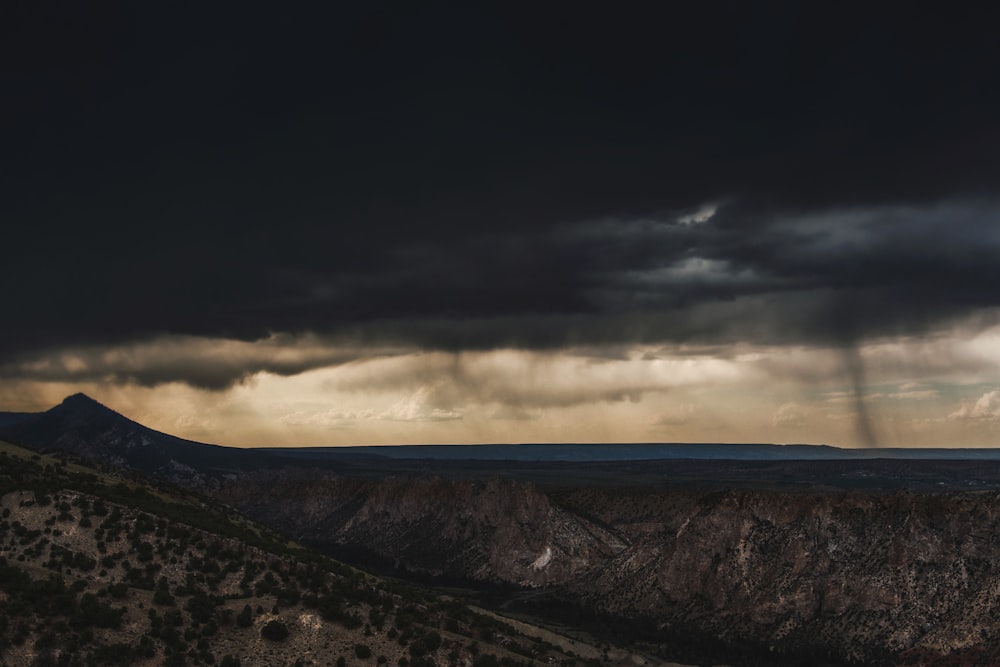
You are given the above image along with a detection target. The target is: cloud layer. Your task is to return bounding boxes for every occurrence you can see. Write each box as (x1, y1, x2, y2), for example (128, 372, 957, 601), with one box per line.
(4, 4, 1000, 369)
(3, 4, 1000, 446)
(4, 200, 1000, 383)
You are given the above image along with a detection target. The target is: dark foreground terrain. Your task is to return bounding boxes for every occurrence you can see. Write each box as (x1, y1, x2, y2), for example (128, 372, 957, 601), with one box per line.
(217, 471, 1000, 666)
(1, 441, 663, 667)
(5, 394, 1000, 666)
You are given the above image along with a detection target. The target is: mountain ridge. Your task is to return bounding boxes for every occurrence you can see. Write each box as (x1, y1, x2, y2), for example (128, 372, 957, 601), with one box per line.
(5, 393, 1000, 465)
(0, 393, 286, 487)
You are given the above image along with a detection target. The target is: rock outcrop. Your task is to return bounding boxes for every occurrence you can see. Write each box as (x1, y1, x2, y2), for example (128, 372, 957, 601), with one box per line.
(555, 488, 1000, 664)
(218, 472, 626, 588)
(220, 474, 1000, 665)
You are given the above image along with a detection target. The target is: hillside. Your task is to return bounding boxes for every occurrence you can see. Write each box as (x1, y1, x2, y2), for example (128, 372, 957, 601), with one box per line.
(215, 468, 1000, 666)
(10, 395, 1000, 665)
(0, 442, 672, 667)
(0, 394, 290, 489)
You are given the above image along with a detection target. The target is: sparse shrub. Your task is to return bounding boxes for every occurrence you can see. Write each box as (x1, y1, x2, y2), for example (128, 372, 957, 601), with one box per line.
(217, 607, 234, 627)
(355, 643, 373, 659)
(186, 592, 219, 623)
(474, 654, 500, 667)
(71, 593, 126, 630)
(261, 619, 289, 641)
(92, 499, 108, 516)
(136, 635, 156, 658)
(154, 587, 176, 606)
(410, 640, 429, 658)
(236, 604, 253, 628)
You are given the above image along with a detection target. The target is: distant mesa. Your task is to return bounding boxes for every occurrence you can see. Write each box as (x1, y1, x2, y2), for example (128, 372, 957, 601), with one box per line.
(3, 394, 1000, 478)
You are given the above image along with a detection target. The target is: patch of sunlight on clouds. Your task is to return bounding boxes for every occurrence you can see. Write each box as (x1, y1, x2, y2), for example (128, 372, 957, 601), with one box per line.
(5, 322, 1000, 448)
(772, 402, 807, 428)
(677, 203, 718, 225)
(949, 390, 1000, 421)
(379, 386, 463, 422)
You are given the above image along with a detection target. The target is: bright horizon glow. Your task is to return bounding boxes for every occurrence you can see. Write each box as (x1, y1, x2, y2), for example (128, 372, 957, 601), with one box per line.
(2, 321, 999, 449)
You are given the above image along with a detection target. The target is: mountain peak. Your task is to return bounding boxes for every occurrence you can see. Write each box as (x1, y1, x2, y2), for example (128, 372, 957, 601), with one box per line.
(0, 392, 253, 485)
(56, 393, 118, 416)
(61, 392, 102, 407)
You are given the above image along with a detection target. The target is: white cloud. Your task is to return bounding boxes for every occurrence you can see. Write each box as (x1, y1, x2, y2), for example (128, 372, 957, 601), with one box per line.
(626, 257, 760, 289)
(332, 348, 751, 409)
(949, 390, 1000, 421)
(171, 414, 215, 437)
(677, 203, 718, 225)
(279, 408, 375, 429)
(772, 402, 807, 428)
(887, 390, 939, 400)
(490, 406, 540, 421)
(0, 333, 408, 390)
(379, 386, 463, 422)
(653, 403, 698, 426)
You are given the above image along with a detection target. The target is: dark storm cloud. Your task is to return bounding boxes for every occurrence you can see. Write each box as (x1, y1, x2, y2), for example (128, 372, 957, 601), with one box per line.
(3, 2, 1000, 377)
(0, 336, 403, 390)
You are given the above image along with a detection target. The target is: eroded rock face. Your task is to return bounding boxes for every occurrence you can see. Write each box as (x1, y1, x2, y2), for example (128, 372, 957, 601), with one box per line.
(558, 488, 1000, 664)
(218, 475, 1000, 665)
(218, 472, 625, 587)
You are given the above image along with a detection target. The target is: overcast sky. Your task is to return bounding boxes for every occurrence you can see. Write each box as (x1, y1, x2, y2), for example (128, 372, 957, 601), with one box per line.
(3, 3, 1000, 447)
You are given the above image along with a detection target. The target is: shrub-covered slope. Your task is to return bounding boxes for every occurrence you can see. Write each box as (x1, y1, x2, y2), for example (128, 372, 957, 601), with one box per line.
(0, 442, 659, 667)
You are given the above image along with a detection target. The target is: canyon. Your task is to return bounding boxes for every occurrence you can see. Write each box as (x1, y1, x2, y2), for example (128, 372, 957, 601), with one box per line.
(6, 394, 1000, 665)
